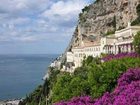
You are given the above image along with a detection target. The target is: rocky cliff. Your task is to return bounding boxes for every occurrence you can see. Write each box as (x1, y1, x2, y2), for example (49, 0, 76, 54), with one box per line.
(69, 0, 140, 49)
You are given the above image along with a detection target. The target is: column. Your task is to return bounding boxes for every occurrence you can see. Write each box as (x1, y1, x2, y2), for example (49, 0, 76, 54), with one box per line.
(108, 46, 109, 54)
(116, 46, 118, 54)
(114, 45, 116, 54)
(124, 45, 126, 53)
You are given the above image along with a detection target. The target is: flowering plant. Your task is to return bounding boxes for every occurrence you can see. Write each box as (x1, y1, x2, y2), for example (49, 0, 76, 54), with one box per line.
(102, 52, 139, 62)
(94, 68, 140, 105)
(54, 68, 140, 105)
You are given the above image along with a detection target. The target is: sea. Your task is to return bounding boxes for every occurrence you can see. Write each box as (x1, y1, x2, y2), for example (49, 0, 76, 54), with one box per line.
(0, 54, 58, 100)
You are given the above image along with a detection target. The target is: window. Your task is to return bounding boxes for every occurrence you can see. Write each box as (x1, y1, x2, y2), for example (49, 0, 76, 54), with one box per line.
(102, 41, 104, 44)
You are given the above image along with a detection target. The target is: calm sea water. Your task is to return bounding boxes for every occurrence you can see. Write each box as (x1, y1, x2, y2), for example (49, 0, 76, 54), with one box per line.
(0, 54, 58, 100)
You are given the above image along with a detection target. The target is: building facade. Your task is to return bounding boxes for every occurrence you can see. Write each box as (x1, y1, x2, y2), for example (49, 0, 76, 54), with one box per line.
(65, 24, 140, 72)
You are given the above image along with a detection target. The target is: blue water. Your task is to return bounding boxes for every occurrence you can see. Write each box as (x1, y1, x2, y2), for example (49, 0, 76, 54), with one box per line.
(0, 54, 58, 100)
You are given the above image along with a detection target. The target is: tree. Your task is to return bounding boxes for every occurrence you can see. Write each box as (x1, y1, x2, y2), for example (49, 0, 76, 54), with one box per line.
(133, 31, 140, 54)
(52, 73, 72, 103)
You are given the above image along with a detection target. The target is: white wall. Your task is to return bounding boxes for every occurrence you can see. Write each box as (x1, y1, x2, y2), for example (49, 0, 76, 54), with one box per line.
(72, 45, 101, 68)
(66, 52, 74, 62)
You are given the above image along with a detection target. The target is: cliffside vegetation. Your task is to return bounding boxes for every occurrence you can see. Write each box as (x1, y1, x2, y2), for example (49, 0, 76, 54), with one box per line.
(20, 51, 140, 105)
(131, 4, 140, 26)
(52, 54, 140, 103)
(133, 31, 140, 54)
(54, 68, 140, 105)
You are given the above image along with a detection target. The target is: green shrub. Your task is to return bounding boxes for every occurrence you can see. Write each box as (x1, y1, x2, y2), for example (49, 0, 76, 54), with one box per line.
(82, 6, 90, 13)
(79, 13, 86, 23)
(133, 31, 140, 54)
(51, 57, 140, 103)
(52, 73, 72, 102)
(105, 30, 115, 36)
(131, 4, 140, 26)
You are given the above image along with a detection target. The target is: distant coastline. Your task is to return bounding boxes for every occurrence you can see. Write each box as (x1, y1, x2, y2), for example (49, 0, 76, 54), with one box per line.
(0, 99, 22, 105)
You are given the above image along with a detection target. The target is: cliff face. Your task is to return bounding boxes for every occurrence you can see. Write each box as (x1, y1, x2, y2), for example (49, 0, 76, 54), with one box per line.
(70, 0, 140, 48)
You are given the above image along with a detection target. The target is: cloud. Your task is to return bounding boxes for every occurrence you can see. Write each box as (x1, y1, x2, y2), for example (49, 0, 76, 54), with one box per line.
(41, 0, 89, 28)
(0, 0, 50, 16)
(42, 0, 87, 20)
(0, 0, 91, 43)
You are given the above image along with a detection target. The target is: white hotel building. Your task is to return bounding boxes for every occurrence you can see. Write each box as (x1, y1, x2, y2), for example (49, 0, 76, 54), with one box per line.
(65, 23, 140, 72)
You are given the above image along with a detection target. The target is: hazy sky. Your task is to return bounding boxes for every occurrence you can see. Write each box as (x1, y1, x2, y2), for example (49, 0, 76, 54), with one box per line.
(0, 0, 93, 54)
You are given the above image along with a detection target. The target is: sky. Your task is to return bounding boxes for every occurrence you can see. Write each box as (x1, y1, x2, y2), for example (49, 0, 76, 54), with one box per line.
(0, 0, 93, 54)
